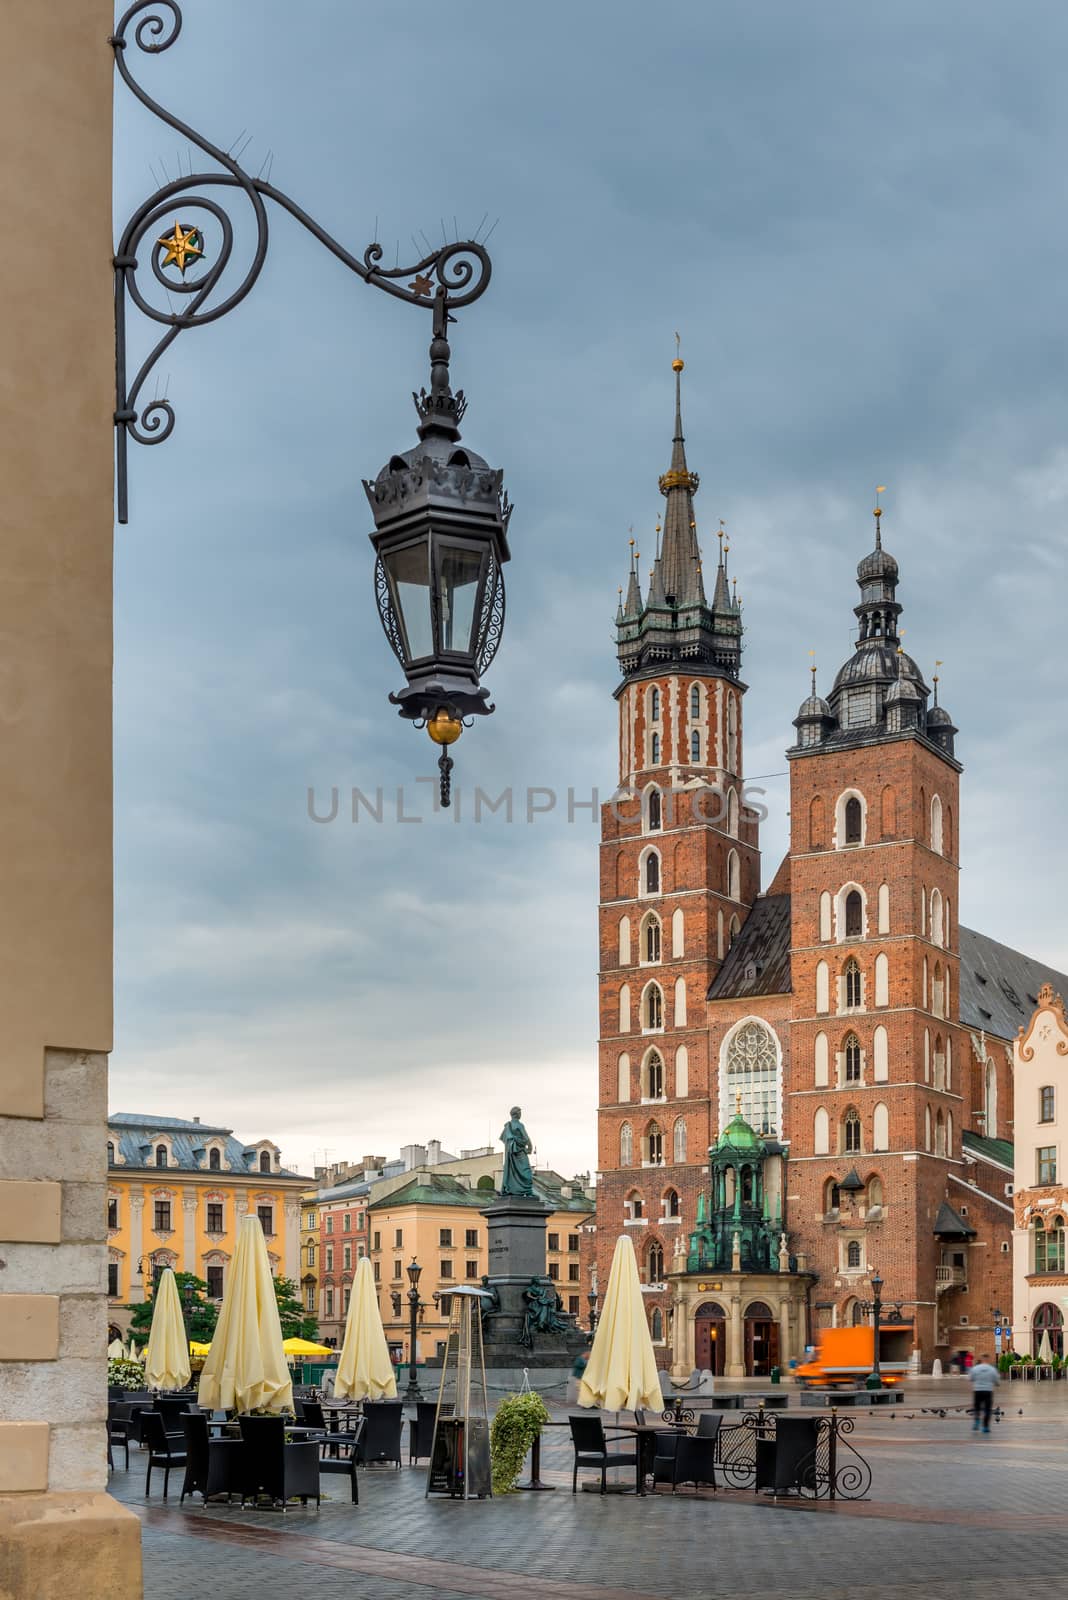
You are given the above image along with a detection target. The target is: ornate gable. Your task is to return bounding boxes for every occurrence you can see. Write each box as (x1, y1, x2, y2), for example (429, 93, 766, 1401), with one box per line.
(1018, 984, 1068, 1061)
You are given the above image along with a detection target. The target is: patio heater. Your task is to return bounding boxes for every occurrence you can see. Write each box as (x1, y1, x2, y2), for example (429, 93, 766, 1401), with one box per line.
(426, 1286, 492, 1500)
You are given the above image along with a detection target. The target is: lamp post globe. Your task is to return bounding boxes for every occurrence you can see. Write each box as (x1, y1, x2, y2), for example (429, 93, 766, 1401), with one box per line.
(364, 301, 512, 806)
(405, 1258, 424, 1401)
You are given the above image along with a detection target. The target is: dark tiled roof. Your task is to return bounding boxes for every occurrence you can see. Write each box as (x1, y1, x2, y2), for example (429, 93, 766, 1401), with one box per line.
(958, 926, 1068, 1043)
(961, 1129, 1015, 1172)
(368, 1169, 594, 1214)
(707, 894, 792, 1002)
(932, 1201, 976, 1239)
(107, 1113, 308, 1178)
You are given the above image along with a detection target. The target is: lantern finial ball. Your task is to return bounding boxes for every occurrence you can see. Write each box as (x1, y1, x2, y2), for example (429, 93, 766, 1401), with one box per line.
(427, 709, 463, 746)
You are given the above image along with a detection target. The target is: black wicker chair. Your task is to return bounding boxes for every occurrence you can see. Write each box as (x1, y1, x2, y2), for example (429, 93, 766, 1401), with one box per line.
(141, 1410, 187, 1499)
(355, 1402, 403, 1469)
(107, 1402, 131, 1472)
(238, 1415, 320, 1510)
(673, 1433, 717, 1494)
(179, 1413, 244, 1505)
(650, 1429, 680, 1491)
(567, 1415, 638, 1494)
(318, 1417, 363, 1504)
(409, 1401, 451, 1464)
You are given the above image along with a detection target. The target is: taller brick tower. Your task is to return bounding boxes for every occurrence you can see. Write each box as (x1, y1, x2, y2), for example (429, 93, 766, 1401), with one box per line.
(785, 499, 964, 1357)
(595, 359, 760, 1342)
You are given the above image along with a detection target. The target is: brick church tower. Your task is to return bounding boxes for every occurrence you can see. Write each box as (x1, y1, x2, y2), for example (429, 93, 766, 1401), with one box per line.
(595, 359, 760, 1340)
(785, 503, 966, 1355)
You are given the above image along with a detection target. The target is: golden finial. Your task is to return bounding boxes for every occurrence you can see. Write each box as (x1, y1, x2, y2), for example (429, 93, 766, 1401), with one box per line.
(874, 484, 886, 517)
(735, 1091, 743, 1116)
(809, 648, 817, 690)
(672, 330, 684, 373)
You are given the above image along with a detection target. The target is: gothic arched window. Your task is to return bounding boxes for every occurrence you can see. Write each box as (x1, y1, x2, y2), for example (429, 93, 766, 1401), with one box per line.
(844, 1033, 862, 1083)
(846, 1239, 862, 1268)
(649, 686, 660, 722)
(650, 732, 660, 764)
(721, 1020, 780, 1135)
(673, 1118, 687, 1163)
(844, 796, 863, 845)
(620, 1124, 633, 1166)
(155, 1145, 168, 1168)
(665, 1187, 680, 1217)
(643, 915, 661, 964)
(647, 1242, 664, 1283)
(644, 850, 660, 895)
(644, 1050, 664, 1100)
(843, 1108, 862, 1154)
(259, 1151, 272, 1174)
(690, 729, 701, 762)
(690, 683, 700, 719)
(651, 1307, 664, 1340)
(845, 890, 863, 939)
(647, 788, 662, 832)
(644, 985, 663, 1031)
(844, 958, 862, 1009)
(646, 1123, 664, 1165)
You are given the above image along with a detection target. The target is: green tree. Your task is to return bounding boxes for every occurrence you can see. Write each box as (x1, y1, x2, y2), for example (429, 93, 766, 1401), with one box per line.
(126, 1271, 218, 1348)
(274, 1276, 318, 1341)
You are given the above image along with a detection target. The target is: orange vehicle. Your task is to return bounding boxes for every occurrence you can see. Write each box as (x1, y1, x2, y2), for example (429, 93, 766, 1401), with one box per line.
(795, 1323, 913, 1388)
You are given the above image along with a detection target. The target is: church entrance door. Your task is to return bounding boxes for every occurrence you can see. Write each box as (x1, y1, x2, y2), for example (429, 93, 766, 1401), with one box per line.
(744, 1301, 778, 1376)
(694, 1301, 726, 1375)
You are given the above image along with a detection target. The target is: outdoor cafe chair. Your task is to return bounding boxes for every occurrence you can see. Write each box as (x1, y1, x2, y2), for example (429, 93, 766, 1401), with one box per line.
(141, 1411, 188, 1500)
(695, 1413, 723, 1443)
(238, 1415, 320, 1510)
(179, 1413, 243, 1505)
(567, 1415, 638, 1495)
(355, 1401, 403, 1469)
(318, 1417, 364, 1505)
(107, 1401, 131, 1472)
(672, 1433, 717, 1494)
(409, 1400, 451, 1464)
(156, 1395, 196, 1430)
(650, 1430, 680, 1491)
(302, 1398, 355, 1458)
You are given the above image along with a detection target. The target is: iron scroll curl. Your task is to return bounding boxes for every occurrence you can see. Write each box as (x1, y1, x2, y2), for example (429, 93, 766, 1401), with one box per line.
(111, 0, 492, 521)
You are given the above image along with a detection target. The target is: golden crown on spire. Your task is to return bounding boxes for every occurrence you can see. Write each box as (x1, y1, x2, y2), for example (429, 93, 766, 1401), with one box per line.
(672, 330, 684, 373)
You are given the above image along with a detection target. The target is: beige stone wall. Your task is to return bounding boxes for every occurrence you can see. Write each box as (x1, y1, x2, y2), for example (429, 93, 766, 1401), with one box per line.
(0, 2, 141, 1589)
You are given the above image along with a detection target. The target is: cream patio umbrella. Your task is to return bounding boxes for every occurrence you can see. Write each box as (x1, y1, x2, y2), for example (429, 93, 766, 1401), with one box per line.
(144, 1268, 192, 1392)
(334, 1255, 397, 1401)
(578, 1234, 662, 1413)
(1037, 1328, 1055, 1365)
(198, 1216, 293, 1414)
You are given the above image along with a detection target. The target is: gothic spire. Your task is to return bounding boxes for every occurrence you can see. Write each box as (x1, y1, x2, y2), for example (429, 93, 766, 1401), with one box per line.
(657, 348, 703, 607)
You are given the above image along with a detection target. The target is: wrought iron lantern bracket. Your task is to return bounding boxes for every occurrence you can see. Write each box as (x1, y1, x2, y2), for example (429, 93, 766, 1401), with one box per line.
(110, 0, 493, 524)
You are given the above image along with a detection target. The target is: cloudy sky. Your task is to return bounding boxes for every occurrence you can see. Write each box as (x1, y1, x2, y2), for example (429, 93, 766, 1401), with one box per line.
(111, 0, 1067, 1181)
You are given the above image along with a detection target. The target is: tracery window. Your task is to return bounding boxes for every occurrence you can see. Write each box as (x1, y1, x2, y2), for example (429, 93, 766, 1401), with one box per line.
(844, 959, 862, 1010)
(721, 1020, 779, 1135)
(844, 1033, 862, 1083)
(843, 1108, 862, 1154)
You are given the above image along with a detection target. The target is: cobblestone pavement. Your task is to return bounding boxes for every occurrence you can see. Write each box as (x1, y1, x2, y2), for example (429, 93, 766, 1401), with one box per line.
(109, 1378, 1068, 1600)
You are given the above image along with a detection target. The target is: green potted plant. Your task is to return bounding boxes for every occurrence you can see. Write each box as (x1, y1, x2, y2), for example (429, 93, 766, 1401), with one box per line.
(489, 1390, 550, 1495)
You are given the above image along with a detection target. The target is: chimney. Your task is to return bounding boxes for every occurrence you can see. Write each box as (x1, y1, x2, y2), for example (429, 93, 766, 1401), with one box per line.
(192, 1116, 200, 1124)
(427, 1139, 442, 1166)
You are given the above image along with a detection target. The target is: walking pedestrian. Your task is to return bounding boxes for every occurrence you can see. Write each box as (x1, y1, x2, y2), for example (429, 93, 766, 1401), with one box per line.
(968, 1353, 999, 1433)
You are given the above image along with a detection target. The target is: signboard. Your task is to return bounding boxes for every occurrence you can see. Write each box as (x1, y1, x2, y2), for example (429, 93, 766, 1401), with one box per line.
(994, 1327, 1003, 1352)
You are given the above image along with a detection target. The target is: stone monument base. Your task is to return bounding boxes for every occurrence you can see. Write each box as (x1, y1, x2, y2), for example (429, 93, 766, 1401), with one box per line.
(0, 1492, 142, 1600)
(479, 1195, 587, 1389)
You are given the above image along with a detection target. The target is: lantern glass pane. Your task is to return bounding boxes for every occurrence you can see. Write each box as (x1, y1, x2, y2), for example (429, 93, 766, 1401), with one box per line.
(384, 546, 433, 662)
(439, 545, 483, 654)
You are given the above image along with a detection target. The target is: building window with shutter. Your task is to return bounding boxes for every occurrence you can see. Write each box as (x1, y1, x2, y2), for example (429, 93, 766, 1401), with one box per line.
(153, 1200, 171, 1232)
(206, 1265, 224, 1299)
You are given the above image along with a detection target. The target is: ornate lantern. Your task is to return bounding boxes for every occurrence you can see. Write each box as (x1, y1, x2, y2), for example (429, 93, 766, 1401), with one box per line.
(364, 303, 512, 805)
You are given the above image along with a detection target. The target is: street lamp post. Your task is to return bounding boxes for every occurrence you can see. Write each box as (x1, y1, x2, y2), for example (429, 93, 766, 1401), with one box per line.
(405, 1258, 424, 1402)
(110, 3, 510, 801)
(588, 1289, 599, 1334)
(868, 1270, 883, 1388)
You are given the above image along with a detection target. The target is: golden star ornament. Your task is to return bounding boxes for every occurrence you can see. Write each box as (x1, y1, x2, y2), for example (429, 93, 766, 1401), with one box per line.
(156, 221, 205, 276)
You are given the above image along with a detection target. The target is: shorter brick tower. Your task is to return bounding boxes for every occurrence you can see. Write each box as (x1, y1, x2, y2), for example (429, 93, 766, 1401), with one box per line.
(595, 358, 760, 1346)
(784, 499, 966, 1357)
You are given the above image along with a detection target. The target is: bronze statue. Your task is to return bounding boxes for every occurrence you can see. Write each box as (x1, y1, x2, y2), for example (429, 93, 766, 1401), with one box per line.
(499, 1106, 535, 1197)
(518, 1276, 571, 1348)
(477, 1275, 501, 1327)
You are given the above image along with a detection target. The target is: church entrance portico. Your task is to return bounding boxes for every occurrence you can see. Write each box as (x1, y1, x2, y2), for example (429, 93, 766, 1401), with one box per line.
(670, 1271, 811, 1379)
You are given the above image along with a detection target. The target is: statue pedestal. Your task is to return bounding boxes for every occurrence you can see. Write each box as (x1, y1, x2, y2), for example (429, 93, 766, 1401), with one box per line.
(479, 1196, 586, 1384)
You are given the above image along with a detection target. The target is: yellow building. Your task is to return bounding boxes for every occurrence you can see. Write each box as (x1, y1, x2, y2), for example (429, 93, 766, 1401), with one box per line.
(300, 1188, 320, 1322)
(367, 1168, 594, 1364)
(106, 1113, 310, 1334)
